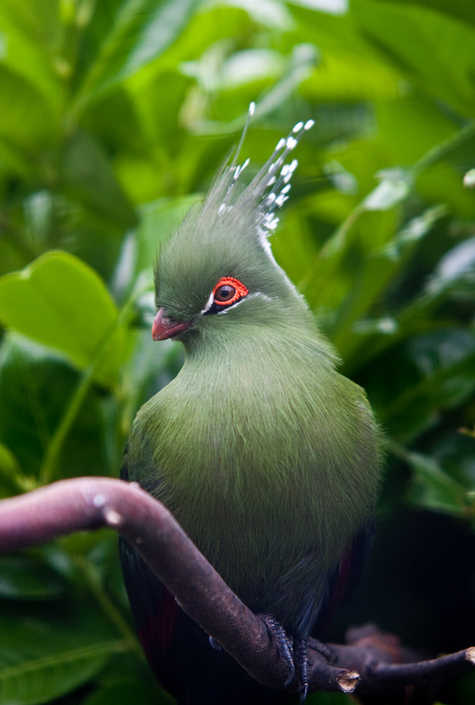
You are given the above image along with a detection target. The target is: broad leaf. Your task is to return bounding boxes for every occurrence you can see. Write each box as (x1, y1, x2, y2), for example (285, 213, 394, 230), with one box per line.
(74, 0, 200, 111)
(61, 132, 136, 229)
(427, 237, 475, 300)
(81, 678, 173, 705)
(0, 2, 62, 113)
(0, 67, 58, 148)
(353, 0, 475, 116)
(0, 605, 128, 705)
(378, 0, 475, 27)
(0, 334, 113, 479)
(0, 252, 128, 388)
(368, 329, 475, 441)
(112, 195, 200, 299)
(363, 169, 412, 211)
(0, 556, 65, 601)
(394, 446, 474, 519)
(335, 206, 446, 355)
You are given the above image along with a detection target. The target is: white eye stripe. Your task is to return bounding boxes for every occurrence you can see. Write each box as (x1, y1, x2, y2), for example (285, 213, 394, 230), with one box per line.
(200, 291, 215, 315)
(216, 292, 272, 314)
(201, 290, 271, 316)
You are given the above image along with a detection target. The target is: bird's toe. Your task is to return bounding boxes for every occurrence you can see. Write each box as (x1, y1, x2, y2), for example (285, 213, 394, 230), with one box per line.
(260, 614, 295, 687)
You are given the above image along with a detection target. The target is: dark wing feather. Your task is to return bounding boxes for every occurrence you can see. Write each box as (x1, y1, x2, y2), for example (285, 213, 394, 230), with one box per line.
(314, 522, 375, 635)
(119, 536, 178, 658)
(120, 452, 289, 705)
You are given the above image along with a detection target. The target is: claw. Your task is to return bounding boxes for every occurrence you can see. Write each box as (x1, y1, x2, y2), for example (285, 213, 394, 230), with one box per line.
(260, 616, 329, 700)
(295, 638, 309, 701)
(261, 614, 295, 686)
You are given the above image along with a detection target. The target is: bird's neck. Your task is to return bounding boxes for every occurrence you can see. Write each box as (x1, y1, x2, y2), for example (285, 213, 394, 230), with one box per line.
(182, 311, 337, 379)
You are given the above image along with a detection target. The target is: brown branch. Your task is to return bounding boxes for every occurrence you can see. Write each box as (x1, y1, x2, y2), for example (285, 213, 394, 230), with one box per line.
(0, 478, 473, 700)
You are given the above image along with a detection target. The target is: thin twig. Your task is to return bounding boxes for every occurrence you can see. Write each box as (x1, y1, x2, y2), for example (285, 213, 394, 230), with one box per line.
(0, 478, 472, 699)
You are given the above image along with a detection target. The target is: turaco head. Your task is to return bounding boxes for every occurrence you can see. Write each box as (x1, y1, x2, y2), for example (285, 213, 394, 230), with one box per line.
(152, 107, 315, 348)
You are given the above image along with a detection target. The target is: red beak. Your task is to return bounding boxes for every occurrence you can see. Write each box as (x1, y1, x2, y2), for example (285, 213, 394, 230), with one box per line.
(152, 308, 192, 341)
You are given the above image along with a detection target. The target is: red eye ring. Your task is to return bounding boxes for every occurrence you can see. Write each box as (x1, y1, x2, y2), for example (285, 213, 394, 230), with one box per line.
(212, 277, 248, 307)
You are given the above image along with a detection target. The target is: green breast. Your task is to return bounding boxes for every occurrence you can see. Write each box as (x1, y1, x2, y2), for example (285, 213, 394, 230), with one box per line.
(127, 330, 380, 629)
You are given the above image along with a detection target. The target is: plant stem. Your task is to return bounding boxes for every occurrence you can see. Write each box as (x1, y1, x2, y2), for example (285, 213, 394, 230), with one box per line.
(321, 201, 366, 259)
(412, 120, 475, 176)
(39, 363, 97, 486)
(73, 554, 143, 657)
(299, 202, 366, 292)
(39, 287, 143, 485)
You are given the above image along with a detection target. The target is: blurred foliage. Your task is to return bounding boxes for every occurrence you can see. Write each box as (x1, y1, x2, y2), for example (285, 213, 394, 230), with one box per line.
(0, 0, 474, 704)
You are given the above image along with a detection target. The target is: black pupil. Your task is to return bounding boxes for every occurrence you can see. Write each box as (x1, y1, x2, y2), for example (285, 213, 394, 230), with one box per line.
(215, 284, 235, 302)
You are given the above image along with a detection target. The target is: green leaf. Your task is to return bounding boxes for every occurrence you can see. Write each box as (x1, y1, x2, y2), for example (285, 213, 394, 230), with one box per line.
(74, 0, 200, 111)
(0, 67, 58, 148)
(181, 47, 285, 92)
(113, 195, 201, 299)
(140, 3, 258, 81)
(290, 3, 403, 103)
(0, 252, 128, 388)
(0, 443, 18, 477)
(353, 0, 475, 116)
(0, 443, 32, 496)
(0, 643, 113, 705)
(0, 334, 112, 479)
(344, 232, 475, 372)
(390, 443, 472, 518)
(82, 678, 173, 705)
(188, 43, 317, 134)
(0, 556, 65, 600)
(427, 431, 475, 492)
(135, 195, 201, 274)
(0, 606, 128, 705)
(464, 168, 475, 188)
(378, 0, 475, 27)
(0, 2, 62, 114)
(83, 654, 173, 705)
(62, 131, 136, 229)
(363, 169, 412, 211)
(371, 329, 475, 441)
(334, 206, 447, 355)
(427, 237, 475, 299)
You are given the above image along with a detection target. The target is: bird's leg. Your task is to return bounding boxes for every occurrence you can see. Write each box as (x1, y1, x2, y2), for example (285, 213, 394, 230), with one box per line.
(260, 616, 312, 699)
(261, 617, 336, 701)
(260, 614, 295, 686)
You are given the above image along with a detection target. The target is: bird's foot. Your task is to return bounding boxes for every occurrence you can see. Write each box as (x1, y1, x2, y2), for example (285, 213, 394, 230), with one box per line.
(260, 614, 295, 687)
(260, 616, 313, 700)
(294, 638, 336, 701)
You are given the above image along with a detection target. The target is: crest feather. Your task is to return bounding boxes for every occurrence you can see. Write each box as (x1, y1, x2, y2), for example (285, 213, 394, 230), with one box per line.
(201, 104, 314, 246)
(155, 106, 315, 309)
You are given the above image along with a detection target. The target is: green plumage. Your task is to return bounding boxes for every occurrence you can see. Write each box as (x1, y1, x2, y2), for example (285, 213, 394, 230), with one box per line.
(126, 123, 382, 639)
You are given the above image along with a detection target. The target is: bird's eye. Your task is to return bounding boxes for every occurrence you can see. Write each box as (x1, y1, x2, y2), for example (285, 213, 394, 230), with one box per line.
(211, 276, 248, 309)
(215, 284, 235, 302)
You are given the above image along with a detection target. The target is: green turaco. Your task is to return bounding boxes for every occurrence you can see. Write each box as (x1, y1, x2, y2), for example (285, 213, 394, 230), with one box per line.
(120, 108, 382, 705)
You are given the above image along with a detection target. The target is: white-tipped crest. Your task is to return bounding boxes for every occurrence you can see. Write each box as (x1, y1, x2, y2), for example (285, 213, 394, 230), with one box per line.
(216, 105, 314, 243)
